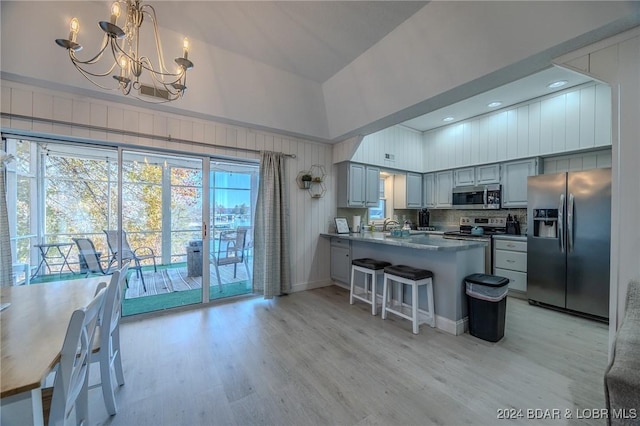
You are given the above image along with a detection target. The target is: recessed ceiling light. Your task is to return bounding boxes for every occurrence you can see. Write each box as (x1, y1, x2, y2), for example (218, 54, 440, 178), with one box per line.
(443, 116, 454, 122)
(548, 80, 568, 89)
(487, 101, 502, 108)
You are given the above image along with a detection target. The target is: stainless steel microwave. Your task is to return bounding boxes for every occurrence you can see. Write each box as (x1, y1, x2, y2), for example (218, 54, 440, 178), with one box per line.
(452, 184, 501, 210)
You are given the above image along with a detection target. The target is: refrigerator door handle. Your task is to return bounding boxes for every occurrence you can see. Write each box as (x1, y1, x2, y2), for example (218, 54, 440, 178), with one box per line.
(558, 194, 565, 253)
(483, 187, 487, 208)
(568, 193, 574, 253)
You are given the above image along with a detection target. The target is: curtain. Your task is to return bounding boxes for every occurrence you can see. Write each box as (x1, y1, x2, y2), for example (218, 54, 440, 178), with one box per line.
(253, 151, 291, 299)
(0, 151, 14, 287)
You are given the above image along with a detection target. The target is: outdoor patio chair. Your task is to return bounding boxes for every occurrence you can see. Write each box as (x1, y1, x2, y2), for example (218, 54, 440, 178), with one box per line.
(73, 237, 116, 277)
(103, 230, 157, 292)
(212, 228, 249, 292)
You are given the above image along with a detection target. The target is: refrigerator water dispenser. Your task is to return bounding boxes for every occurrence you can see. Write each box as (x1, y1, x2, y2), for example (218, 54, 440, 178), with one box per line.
(533, 209, 558, 238)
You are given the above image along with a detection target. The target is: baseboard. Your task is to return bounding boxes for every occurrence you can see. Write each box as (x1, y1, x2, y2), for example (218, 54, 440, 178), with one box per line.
(290, 279, 333, 293)
(508, 289, 528, 300)
(436, 315, 468, 336)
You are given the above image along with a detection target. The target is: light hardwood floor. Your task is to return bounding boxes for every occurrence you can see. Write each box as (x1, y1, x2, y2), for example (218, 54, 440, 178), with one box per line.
(84, 285, 608, 426)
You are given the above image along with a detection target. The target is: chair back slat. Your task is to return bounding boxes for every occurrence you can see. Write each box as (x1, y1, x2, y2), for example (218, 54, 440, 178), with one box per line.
(49, 287, 106, 425)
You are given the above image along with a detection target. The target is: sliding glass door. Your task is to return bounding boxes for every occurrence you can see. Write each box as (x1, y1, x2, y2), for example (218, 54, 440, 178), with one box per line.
(208, 160, 258, 301)
(5, 136, 257, 315)
(120, 150, 205, 315)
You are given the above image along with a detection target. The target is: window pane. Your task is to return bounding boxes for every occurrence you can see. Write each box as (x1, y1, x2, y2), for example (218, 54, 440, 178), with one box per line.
(369, 199, 385, 220)
(214, 172, 250, 189)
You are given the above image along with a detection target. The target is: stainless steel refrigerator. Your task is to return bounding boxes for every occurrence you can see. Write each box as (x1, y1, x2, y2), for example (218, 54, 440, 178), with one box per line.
(527, 168, 611, 319)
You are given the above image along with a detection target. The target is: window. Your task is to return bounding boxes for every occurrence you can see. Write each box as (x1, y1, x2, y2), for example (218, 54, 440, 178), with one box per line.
(368, 177, 386, 221)
(368, 199, 386, 220)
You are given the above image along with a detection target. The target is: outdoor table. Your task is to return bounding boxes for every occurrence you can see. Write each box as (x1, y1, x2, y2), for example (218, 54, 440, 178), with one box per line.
(32, 242, 74, 278)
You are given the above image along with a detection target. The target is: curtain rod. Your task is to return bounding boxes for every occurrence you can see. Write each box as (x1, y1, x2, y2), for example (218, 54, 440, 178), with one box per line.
(1, 112, 296, 158)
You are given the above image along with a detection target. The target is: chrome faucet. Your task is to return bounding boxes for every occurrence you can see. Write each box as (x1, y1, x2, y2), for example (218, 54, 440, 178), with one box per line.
(382, 218, 400, 231)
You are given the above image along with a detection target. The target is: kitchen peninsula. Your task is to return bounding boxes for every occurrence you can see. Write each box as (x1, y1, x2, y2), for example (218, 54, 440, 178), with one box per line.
(322, 232, 486, 335)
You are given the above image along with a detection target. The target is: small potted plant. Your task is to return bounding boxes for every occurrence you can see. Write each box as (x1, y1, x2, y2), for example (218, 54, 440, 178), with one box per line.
(301, 173, 313, 189)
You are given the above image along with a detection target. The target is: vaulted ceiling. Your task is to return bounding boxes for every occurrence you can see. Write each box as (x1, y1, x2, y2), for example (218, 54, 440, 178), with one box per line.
(154, 1, 427, 83)
(2, 1, 639, 142)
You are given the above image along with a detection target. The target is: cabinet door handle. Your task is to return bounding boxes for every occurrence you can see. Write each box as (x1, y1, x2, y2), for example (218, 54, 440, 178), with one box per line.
(506, 259, 515, 263)
(507, 244, 515, 248)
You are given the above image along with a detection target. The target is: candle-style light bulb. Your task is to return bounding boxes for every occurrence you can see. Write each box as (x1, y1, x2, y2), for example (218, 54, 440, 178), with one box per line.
(182, 37, 189, 60)
(118, 55, 128, 77)
(69, 17, 80, 42)
(110, 2, 121, 25)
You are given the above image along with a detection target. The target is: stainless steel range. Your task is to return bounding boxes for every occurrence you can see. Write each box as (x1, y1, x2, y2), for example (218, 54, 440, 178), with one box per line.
(443, 217, 507, 273)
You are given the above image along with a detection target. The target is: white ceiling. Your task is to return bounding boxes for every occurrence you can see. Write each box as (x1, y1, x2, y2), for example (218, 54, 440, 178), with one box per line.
(154, 1, 428, 83)
(153, 1, 600, 134)
(401, 66, 595, 132)
(154, 1, 596, 134)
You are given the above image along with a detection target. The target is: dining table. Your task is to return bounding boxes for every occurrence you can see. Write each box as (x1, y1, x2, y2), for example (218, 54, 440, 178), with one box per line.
(0, 276, 108, 426)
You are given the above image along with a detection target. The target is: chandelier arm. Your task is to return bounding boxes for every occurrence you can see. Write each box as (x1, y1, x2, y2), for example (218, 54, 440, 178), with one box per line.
(69, 35, 111, 65)
(111, 40, 134, 64)
(141, 4, 172, 75)
(71, 53, 119, 78)
(138, 57, 181, 79)
(73, 62, 122, 90)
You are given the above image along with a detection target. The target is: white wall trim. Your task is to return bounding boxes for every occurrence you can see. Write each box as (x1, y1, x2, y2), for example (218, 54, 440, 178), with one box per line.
(435, 314, 468, 336)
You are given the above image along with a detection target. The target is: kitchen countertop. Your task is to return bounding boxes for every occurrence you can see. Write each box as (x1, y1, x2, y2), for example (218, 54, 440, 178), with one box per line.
(492, 234, 527, 241)
(321, 232, 487, 251)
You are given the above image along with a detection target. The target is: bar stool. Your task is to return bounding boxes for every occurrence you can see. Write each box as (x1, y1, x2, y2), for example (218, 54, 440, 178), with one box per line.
(350, 258, 391, 315)
(382, 265, 435, 334)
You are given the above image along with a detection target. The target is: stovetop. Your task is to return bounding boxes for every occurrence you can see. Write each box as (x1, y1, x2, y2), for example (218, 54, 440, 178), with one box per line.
(443, 216, 508, 239)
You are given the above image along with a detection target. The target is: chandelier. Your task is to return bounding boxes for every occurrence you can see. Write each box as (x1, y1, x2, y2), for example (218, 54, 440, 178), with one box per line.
(55, 0, 194, 103)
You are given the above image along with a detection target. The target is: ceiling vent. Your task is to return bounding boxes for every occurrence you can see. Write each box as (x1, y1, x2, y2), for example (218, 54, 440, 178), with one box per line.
(139, 84, 170, 100)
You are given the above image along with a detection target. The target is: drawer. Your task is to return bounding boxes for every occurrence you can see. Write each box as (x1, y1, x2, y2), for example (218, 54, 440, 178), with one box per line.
(331, 238, 351, 249)
(494, 239, 527, 252)
(494, 249, 527, 271)
(494, 268, 527, 292)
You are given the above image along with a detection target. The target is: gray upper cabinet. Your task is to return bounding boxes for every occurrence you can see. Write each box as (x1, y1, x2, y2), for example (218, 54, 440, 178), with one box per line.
(365, 166, 381, 207)
(476, 164, 501, 185)
(394, 172, 423, 209)
(454, 167, 475, 187)
(337, 162, 380, 208)
(423, 173, 435, 208)
(501, 158, 541, 207)
(435, 170, 453, 208)
(454, 164, 500, 187)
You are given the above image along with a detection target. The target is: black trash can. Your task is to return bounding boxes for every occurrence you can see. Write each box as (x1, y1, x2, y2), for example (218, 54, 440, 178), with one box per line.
(465, 273, 510, 342)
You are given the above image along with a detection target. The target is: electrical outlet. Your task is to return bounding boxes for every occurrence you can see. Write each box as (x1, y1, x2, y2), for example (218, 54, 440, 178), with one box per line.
(384, 153, 395, 160)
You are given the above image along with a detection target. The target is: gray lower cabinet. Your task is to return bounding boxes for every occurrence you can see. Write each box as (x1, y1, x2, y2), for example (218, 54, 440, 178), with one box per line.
(330, 238, 351, 284)
(493, 238, 527, 297)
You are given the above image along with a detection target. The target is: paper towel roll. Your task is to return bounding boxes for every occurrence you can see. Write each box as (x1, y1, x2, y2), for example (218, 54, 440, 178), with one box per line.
(353, 216, 361, 232)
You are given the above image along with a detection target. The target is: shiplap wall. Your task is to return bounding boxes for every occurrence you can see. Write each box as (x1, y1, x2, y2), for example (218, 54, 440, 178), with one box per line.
(1, 79, 334, 292)
(351, 125, 423, 172)
(423, 83, 612, 172)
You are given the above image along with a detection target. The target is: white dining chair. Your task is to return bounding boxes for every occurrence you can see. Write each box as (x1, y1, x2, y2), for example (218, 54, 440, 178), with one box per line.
(46, 286, 106, 426)
(90, 263, 129, 415)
